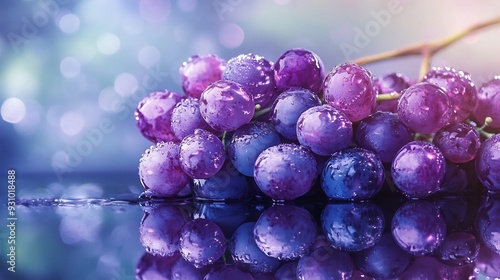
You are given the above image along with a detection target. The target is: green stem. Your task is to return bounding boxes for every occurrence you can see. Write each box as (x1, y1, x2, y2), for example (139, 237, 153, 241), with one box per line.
(253, 107, 271, 120)
(376, 91, 400, 102)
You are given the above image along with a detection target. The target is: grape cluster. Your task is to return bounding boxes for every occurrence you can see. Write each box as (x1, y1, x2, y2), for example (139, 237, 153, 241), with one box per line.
(135, 49, 500, 201)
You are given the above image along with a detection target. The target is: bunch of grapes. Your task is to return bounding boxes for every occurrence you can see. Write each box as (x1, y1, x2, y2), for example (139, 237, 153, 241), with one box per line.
(135, 48, 500, 202)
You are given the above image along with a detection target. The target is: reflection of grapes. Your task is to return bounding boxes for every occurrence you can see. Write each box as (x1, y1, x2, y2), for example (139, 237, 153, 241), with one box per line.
(296, 246, 353, 280)
(475, 134, 500, 192)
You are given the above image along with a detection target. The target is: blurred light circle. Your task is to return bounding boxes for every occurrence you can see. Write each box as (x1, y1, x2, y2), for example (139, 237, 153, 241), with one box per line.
(121, 16, 145, 35)
(114, 73, 138, 96)
(219, 23, 245, 49)
(138, 45, 160, 67)
(177, 0, 197, 12)
(140, 0, 171, 23)
(1, 97, 26, 123)
(97, 33, 121, 55)
(98, 87, 122, 113)
(59, 13, 80, 34)
(13, 99, 43, 135)
(4, 68, 39, 98)
(60, 111, 85, 136)
(60, 57, 81, 78)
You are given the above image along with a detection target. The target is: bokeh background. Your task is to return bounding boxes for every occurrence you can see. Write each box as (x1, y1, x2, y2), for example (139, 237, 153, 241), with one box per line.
(1, 0, 500, 183)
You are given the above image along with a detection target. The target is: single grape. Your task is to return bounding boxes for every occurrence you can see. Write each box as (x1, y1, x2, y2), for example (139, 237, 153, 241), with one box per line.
(296, 105, 353, 156)
(475, 243, 500, 279)
(179, 129, 225, 179)
(321, 202, 385, 251)
(223, 53, 277, 107)
(270, 87, 322, 140)
(274, 48, 324, 94)
(274, 261, 298, 280)
(171, 98, 214, 140)
(254, 205, 317, 260)
(139, 204, 188, 257)
(323, 63, 377, 122)
(139, 141, 190, 197)
(179, 54, 226, 99)
(475, 134, 500, 192)
(424, 67, 477, 124)
(355, 111, 413, 164)
(476, 196, 500, 254)
(199, 80, 255, 132)
(204, 265, 254, 280)
(374, 72, 411, 113)
(135, 90, 186, 142)
(435, 231, 479, 266)
(391, 200, 446, 256)
(135, 252, 178, 279)
(229, 222, 281, 273)
(355, 233, 412, 279)
(253, 143, 317, 201)
(321, 147, 385, 200)
(433, 123, 481, 164)
(391, 141, 446, 198)
(227, 121, 281, 177)
(473, 76, 500, 129)
(439, 162, 469, 193)
(191, 160, 248, 201)
(296, 246, 353, 280)
(397, 82, 452, 134)
(179, 218, 226, 268)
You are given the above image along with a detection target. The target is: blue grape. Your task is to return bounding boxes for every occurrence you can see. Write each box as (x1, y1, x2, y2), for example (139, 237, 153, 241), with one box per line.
(397, 82, 452, 134)
(355, 233, 412, 279)
(139, 141, 190, 197)
(227, 121, 281, 177)
(391, 200, 446, 256)
(323, 63, 378, 122)
(223, 53, 277, 108)
(179, 129, 225, 179)
(199, 80, 255, 132)
(179, 218, 226, 268)
(475, 133, 500, 192)
(229, 222, 281, 273)
(269, 87, 322, 140)
(274, 48, 324, 94)
(391, 141, 446, 198)
(355, 111, 413, 164)
(204, 265, 254, 280)
(254, 205, 317, 260)
(194, 201, 249, 238)
(296, 246, 353, 280)
(274, 261, 298, 280)
(436, 231, 479, 266)
(296, 105, 353, 156)
(191, 160, 248, 201)
(321, 202, 385, 251)
(253, 143, 317, 200)
(321, 147, 385, 200)
(476, 196, 500, 254)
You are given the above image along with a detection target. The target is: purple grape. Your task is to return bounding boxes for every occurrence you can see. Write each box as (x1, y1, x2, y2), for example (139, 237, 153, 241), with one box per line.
(321, 147, 385, 200)
(274, 261, 298, 280)
(135, 252, 178, 279)
(321, 202, 385, 251)
(179, 218, 226, 268)
(473, 77, 500, 129)
(433, 123, 481, 164)
(323, 63, 377, 122)
(139, 141, 190, 197)
(227, 122, 281, 177)
(439, 162, 469, 193)
(435, 231, 479, 266)
(171, 254, 211, 279)
(222, 53, 277, 107)
(194, 202, 249, 238)
(296, 105, 353, 156)
(139, 204, 188, 257)
(204, 265, 254, 280)
(374, 72, 411, 113)
(474, 243, 500, 278)
(191, 160, 248, 201)
(179, 54, 226, 99)
(296, 246, 353, 280)
(397, 82, 452, 134)
(229, 222, 281, 273)
(476, 196, 500, 254)
(270, 88, 322, 140)
(398, 256, 453, 279)
(199, 80, 255, 132)
(179, 129, 225, 179)
(355, 111, 413, 164)
(171, 98, 215, 140)
(424, 67, 477, 124)
(391, 200, 446, 256)
(355, 233, 412, 279)
(475, 134, 500, 192)
(253, 143, 317, 201)
(391, 141, 446, 198)
(135, 90, 186, 143)
(254, 205, 317, 260)
(274, 48, 324, 94)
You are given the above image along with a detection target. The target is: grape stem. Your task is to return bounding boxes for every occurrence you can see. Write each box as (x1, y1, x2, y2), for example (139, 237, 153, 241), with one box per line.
(253, 107, 271, 119)
(354, 17, 500, 80)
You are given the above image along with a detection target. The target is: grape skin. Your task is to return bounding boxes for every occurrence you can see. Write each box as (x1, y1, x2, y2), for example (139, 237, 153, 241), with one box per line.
(179, 129, 225, 179)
